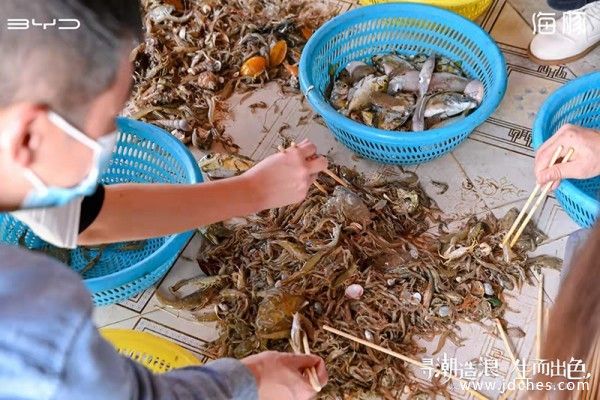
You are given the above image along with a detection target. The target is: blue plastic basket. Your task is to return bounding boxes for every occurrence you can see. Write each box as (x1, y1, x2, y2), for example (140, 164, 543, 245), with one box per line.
(0, 117, 203, 305)
(299, 3, 507, 164)
(533, 72, 600, 228)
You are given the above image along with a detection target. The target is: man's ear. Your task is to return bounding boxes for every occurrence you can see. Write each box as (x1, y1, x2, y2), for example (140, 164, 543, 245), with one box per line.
(0, 103, 45, 167)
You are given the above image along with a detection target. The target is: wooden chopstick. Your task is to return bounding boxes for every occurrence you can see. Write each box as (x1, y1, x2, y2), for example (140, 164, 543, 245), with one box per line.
(495, 319, 526, 381)
(535, 271, 544, 360)
(323, 168, 349, 188)
(323, 325, 490, 400)
(508, 147, 575, 248)
(502, 145, 564, 247)
(302, 334, 322, 392)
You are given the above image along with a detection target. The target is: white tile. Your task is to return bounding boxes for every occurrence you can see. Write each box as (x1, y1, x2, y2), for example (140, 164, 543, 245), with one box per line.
(93, 304, 138, 328)
(452, 138, 532, 210)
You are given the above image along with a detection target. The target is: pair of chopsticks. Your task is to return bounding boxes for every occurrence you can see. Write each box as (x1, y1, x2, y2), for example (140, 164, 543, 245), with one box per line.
(277, 142, 348, 194)
(503, 145, 575, 248)
(290, 313, 322, 392)
(323, 325, 490, 400)
(497, 272, 546, 400)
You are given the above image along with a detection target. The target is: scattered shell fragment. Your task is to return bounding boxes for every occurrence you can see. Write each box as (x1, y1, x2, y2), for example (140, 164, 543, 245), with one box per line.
(241, 56, 268, 78)
(345, 284, 364, 300)
(438, 306, 451, 317)
(484, 283, 494, 296)
(270, 40, 288, 67)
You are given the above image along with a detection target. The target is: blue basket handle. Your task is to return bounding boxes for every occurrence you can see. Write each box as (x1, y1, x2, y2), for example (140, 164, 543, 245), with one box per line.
(303, 84, 329, 118)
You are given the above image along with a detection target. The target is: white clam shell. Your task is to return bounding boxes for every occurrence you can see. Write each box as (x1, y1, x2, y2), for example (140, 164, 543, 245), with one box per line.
(345, 284, 364, 300)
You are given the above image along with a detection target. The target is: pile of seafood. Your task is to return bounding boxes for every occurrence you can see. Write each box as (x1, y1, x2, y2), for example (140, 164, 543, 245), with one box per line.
(129, 0, 333, 150)
(157, 155, 561, 399)
(328, 53, 485, 131)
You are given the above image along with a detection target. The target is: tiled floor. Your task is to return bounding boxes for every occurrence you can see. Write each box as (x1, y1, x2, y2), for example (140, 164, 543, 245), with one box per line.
(94, 1, 592, 398)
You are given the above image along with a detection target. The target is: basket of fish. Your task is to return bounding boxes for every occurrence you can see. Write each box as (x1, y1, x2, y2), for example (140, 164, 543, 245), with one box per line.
(533, 72, 600, 228)
(358, 0, 493, 21)
(0, 118, 203, 306)
(299, 3, 507, 164)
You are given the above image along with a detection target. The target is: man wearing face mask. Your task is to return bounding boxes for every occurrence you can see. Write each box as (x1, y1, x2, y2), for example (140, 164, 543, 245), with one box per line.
(0, 1, 328, 399)
(5, 19, 328, 251)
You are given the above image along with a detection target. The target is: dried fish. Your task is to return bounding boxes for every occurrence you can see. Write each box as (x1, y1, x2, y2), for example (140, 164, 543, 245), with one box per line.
(198, 153, 255, 180)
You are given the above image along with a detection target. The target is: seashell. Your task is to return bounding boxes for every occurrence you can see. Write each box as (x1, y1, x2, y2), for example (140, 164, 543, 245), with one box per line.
(437, 306, 451, 317)
(345, 284, 364, 300)
(217, 303, 229, 312)
(154, 118, 191, 131)
(386, 278, 396, 287)
(484, 282, 494, 296)
(471, 280, 485, 297)
(412, 292, 422, 303)
(197, 71, 221, 91)
(269, 40, 287, 67)
(364, 330, 374, 342)
(478, 242, 492, 257)
(240, 56, 267, 78)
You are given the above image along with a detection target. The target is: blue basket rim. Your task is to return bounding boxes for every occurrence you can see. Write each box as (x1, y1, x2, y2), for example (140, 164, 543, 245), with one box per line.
(532, 71, 600, 216)
(83, 118, 202, 293)
(299, 3, 507, 145)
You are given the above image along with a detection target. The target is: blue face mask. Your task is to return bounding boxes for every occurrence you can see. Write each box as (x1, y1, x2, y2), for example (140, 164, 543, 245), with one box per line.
(20, 111, 118, 209)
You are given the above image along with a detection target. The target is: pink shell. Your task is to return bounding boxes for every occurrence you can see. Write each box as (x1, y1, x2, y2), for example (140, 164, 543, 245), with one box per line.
(345, 284, 364, 300)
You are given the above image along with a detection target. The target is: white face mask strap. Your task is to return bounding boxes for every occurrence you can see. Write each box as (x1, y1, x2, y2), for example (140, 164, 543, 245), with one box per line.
(23, 168, 49, 193)
(47, 111, 101, 152)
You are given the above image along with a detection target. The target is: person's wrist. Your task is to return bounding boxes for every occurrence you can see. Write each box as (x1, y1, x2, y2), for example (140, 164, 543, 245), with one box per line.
(241, 357, 262, 387)
(238, 172, 267, 212)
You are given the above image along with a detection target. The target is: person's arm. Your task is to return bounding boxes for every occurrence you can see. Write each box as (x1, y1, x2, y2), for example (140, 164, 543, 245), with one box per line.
(0, 245, 326, 400)
(78, 140, 328, 245)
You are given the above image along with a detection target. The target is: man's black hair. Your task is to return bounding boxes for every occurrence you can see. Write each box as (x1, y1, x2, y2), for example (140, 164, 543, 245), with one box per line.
(0, 0, 142, 123)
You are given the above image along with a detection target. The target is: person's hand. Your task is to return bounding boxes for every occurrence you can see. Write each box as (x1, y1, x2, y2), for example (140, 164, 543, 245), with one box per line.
(242, 139, 328, 209)
(535, 124, 600, 189)
(241, 351, 328, 400)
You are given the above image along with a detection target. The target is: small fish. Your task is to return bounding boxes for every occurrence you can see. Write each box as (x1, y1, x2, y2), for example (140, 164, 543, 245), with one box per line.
(376, 110, 411, 131)
(372, 54, 415, 77)
(387, 71, 420, 94)
(426, 113, 467, 130)
(400, 53, 429, 69)
(199, 153, 255, 179)
(345, 61, 376, 83)
(361, 110, 375, 126)
(418, 54, 436, 97)
(371, 92, 416, 114)
(389, 71, 471, 94)
(464, 80, 484, 104)
(429, 72, 471, 93)
(330, 80, 350, 110)
(412, 54, 436, 132)
(436, 55, 465, 76)
(347, 75, 388, 112)
(424, 92, 478, 119)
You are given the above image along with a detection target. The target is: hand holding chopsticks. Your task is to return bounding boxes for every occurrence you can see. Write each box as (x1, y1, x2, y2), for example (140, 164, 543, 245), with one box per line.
(503, 145, 575, 248)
